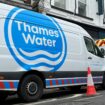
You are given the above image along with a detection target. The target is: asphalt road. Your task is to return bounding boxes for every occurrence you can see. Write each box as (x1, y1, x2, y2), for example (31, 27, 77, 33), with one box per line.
(2, 86, 105, 105)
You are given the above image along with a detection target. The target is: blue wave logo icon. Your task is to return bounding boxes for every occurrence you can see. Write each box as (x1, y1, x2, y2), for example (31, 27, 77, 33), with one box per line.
(4, 8, 67, 72)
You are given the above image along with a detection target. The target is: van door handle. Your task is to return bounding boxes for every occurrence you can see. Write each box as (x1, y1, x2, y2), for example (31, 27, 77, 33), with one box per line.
(88, 57, 92, 59)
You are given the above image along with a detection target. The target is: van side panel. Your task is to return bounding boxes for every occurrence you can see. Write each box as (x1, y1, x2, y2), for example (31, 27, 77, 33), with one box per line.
(0, 3, 104, 90)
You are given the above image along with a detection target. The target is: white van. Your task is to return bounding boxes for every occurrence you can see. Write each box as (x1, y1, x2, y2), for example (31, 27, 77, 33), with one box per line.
(0, 1, 105, 102)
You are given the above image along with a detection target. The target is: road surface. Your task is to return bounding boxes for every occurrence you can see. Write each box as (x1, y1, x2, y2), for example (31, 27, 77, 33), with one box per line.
(2, 86, 105, 105)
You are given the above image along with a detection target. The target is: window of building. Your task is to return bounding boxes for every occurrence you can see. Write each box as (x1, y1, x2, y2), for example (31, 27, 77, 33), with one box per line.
(51, 0, 66, 10)
(11, 0, 32, 5)
(2, 0, 31, 6)
(78, 0, 86, 16)
(0, 0, 34, 10)
(10, 0, 25, 4)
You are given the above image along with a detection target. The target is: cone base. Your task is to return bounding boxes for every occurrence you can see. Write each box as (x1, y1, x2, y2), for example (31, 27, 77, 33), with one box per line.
(87, 86, 96, 96)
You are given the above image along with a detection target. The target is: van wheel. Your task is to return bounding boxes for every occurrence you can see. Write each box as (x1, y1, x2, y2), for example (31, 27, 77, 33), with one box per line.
(0, 92, 8, 102)
(18, 75, 43, 102)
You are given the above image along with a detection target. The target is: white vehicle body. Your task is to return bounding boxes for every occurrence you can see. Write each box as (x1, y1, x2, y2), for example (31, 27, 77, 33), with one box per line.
(0, 1, 105, 102)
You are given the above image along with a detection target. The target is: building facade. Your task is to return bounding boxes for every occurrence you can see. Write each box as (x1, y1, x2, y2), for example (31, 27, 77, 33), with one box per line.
(46, 0, 105, 40)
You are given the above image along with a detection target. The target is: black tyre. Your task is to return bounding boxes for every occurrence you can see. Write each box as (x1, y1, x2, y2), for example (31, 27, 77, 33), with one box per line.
(18, 75, 43, 102)
(0, 91, 8, 102)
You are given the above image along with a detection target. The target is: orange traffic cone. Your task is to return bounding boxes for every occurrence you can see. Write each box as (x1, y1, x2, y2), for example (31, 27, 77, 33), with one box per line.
(86, 67, 96, 96)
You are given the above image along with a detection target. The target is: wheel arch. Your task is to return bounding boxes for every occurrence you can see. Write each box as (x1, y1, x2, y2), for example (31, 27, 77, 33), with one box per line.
(18, 70, 46, 90)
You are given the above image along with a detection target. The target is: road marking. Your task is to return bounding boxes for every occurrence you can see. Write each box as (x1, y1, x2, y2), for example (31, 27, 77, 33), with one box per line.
(59, 94, 83, 100)
(74, 94, 103, 102)
(14, 99, 57, 105)
(15, 94, 83, 105)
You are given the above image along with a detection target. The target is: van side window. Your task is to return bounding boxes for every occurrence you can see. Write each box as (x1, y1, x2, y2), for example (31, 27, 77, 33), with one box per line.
(84, 37, 95, 54)
(94, 44, 104, 58)
(84, 37, 103, 58)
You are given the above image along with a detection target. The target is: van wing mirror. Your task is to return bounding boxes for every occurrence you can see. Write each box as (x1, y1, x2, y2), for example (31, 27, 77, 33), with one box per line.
(100, 48, 105, 56)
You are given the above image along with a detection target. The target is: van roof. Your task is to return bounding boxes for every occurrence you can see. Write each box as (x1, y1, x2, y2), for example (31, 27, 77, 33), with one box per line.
(54, 17, 91, 38)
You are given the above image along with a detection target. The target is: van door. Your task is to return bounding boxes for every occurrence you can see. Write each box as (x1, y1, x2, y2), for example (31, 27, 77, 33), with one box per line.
(84, 36, 104, 72)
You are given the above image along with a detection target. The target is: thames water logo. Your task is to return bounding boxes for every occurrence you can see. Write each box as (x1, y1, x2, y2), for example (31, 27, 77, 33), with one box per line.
(4, 8, 67, 72)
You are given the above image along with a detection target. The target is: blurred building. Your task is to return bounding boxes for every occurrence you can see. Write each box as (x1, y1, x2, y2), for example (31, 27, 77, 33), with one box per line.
(46, 0, 105, 40)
